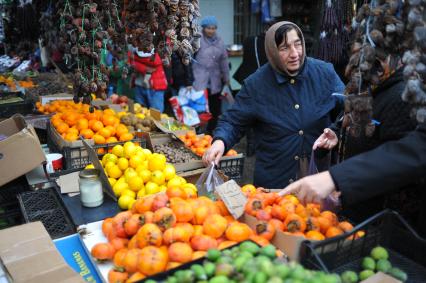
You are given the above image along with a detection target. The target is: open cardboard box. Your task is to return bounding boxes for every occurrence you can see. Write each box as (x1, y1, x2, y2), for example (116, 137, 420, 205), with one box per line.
(150, 108, 195, 137)
(39, 93, 73, 106)
(0, 114, 46, 187)
(0, 222, 85, 283)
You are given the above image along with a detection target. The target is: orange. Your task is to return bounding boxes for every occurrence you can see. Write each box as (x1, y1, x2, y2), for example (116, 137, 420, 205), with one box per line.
(65, 113, 79, 127)
(103, 109, 116, 116)
(56, 122, 69, 134)
(65, 132, 78, 141)
(106, 136, 118, 143)
(97, 148, 106, 155)
(102, 115, 116, 126)
(195, 147, 206, 156)
(52, 119, 64, 128)
(119, 132, 134, 142)
(76, 118, 89, 131)
(98, 127, 112, 139)
(80, 128, 94, 139)
(186, 131, 196, 139)
(93, 134, 106, 144)
(116, 124, 129, 138)
(85, 112, 98, 120)
(105, 125, 116, 136)
(91, 121, 104, 132)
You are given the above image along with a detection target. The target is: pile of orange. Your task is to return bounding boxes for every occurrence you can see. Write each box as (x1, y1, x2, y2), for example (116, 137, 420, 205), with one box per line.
(178, 131, 238, 157)
(241, 185, 364, 242)
(91, 189, 261, 282)
(45, 100, 134, 146)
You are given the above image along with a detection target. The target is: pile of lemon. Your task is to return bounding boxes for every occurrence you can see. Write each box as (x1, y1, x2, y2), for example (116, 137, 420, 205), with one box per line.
(99, 141, 196, 210)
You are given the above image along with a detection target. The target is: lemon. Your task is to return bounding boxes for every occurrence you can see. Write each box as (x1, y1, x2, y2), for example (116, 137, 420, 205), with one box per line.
(151, 170, 165, 185)
(124, 142, 136, 158)
(108, 178, 117, 186)
(139, 169, 152, 183)
(107, 165, 122, 179)
(102, 153, 118, 166)
(137, 188, 146, 198)
(167, 177, 182, 189)
(128, 199, 137, 210)
(178, 176, 187, 185)
(129, 155, 144, 169)
(122, 189, 136, 199)
(142, 148, 152, 157)
(182, 183, 197, 192)
(159, 185, 167, 192)
(85, 164, 95, 169)
(117, 157, 129, 171)
(148, 154, 167, 171)
(116, 176, 126, 185)
(118, 195, 134, 210)
(128, 176, 144, 192)
(136, 113, 145, 119)
(104, 161, 116, 171)
(141, 160, 149, 170)
(125, 168, 138, 183)
(163, 164, 176, 181)
(145, 182, 160, 195)
(112, 145, 124, 157)
(113, 182, 129, 197)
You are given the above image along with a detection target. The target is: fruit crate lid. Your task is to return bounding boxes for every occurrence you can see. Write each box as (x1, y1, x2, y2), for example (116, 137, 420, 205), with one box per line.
(17, 187, 75, 239)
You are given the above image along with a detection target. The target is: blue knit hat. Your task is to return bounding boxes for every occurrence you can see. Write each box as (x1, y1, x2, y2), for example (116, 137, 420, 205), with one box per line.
(201, 16, 218, 28)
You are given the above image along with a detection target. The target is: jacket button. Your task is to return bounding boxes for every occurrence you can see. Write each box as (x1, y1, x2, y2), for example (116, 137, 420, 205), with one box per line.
(294, 104, 300, 109)
(298, 130, 304, 136)
(289, 179, 294, 183)
(294, 156, 299, 161)
(290, 79, 295, 84)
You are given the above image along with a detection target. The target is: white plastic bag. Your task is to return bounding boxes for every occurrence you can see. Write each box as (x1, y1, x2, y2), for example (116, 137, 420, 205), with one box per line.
(196, 163, 225, 198)
(182, 106, 200, 126)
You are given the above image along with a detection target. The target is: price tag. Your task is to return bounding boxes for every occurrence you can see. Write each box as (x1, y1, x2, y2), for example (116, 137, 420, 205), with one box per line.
(215, 180, 247, 219)
(150, 108, 162, 121)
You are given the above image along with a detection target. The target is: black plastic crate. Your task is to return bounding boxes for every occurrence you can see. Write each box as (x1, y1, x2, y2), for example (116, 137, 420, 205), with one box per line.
(0, 91, 34, 118)
(218, 155, 245, 184)
(300, 210, 426, 282)
(0, 202, 23, 230)
(0, 176, 31, 205)
(47, 123, 147, 170)
(17, 187, 75, 239)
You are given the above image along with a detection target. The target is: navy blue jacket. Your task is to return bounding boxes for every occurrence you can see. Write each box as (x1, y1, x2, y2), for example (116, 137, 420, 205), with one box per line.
(214, 57, 345, 188)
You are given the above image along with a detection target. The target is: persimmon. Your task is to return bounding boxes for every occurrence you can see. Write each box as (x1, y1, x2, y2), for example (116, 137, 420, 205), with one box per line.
(306, 217, 321, 232)
(256, 221, 276, 241)
(175, 223, 194, 238)
(325, 226, 344, 238)
(113, 211, 132, 238)
(140, 211, 154, 225)
(245, 198, 263, 216)
(91, 242, 116, 261)
(295, 204, 308, 218)
(215, 200, 231, 216)
(190, 235, 218, 251)
(123, 248, 141, 273)
(128, 236, 138, 249)
(137, 246, 168, 276)
(108, 268, 128, 283)
(338, 221, 354, 232)
(249, 235, 270, 247)
(225, 222, 252, 242)
(283, 214, 306, 233)
(271, 205, 287, 221)
(317, 216, 332, 234)
(269, 218, 285, 231)
(170, 198, 193, 223)
(192, 206, 209, 225)
(153, 207, 176, 230)
(168, 242, 193, 263)
(134, 196, 154, 213)
(281, 194, 300, 205)
(263, 192, 279, 206)
(163, 226, 191, 245)
(203, 214, 228, 239)
(256, 209, 272, 221)
(152, 194, 170, 211)
(110, 237, 129, 251)
(306, 203, 321, 217)
(305, 230, 326, 241)
(113, 248, 128, 268)
(193, 225, 204, 237)
(321, 211, 338, 226)
(166, 187, 187, 199)
(124, 214, 143, 236)
(102, 218, 115, 240)
(136, 223, 163, 248)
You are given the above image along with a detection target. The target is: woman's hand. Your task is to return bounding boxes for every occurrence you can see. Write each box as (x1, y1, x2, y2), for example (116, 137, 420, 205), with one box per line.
(278, 171, 337, 204)
(313, 128, 338, 150)
(203, 140, 225, 166)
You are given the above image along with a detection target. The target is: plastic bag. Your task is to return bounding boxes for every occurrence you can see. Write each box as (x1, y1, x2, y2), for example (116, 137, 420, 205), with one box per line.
(196, 163, 225, 199)
(308, 150, 341, 211)
(182, 106, 200, 126)
(179, 87, 207, 113)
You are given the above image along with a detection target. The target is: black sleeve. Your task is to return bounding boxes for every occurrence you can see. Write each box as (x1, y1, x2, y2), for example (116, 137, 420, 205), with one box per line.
(329, 123, 426, 207)
(184, 61, 194, 87)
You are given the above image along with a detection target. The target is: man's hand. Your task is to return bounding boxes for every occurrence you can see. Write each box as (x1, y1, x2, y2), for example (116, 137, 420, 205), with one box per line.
(203, 140, 225, 166)
(313, 128, 338, 150)
(278, 171, 337, 204)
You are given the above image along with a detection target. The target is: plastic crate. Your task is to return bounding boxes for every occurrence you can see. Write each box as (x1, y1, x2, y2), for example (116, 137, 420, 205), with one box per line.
(47, 123, 147, 170)
(218, 154, 245, 184)
(0, 92, 34, 118)
(17, 187, 75, 239)
(300, 210, 426, 282)
(0, 202, 23, 230)
(0, 176, 30, 205)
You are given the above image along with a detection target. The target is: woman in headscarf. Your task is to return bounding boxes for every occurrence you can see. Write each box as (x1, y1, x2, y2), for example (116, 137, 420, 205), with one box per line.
(193, 16, 230, 133)
(203, 21, 345, 189)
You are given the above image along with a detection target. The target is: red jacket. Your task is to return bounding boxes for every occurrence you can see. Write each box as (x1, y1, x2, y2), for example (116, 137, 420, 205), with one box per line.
(128, 52, 168, 91)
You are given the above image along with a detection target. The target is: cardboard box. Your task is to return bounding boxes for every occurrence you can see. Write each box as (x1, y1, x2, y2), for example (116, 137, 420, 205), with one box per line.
(146, 133, 205, 173)
(360, 272, 401, 283)
(0, 222, 85, 283)
(0, 115, 46, 186)
(48, 121, 95, 150)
